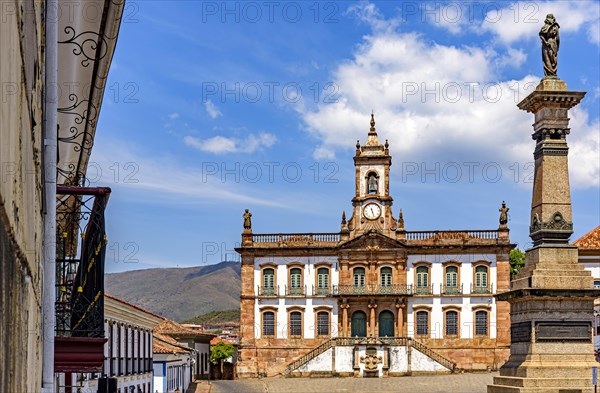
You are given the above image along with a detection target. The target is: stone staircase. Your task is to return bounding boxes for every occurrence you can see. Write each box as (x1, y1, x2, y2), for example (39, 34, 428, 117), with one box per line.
(283, 337, 457, 375)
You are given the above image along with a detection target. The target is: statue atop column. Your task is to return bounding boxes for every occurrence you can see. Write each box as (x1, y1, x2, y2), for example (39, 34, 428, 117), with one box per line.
(243, 209, 252, 232)
(540, 14, 560, 77)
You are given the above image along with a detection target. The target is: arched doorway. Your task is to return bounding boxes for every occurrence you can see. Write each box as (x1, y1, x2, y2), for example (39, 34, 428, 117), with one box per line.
(351, 311, 367, 337)
(378, 310, 395, 337)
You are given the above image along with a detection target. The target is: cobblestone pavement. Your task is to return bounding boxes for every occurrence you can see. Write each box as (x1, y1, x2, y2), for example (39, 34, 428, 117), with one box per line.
(209, 372, 497, 393)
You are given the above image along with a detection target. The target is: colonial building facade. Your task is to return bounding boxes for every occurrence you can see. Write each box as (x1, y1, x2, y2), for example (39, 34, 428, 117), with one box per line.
(236, 116, 513, 377)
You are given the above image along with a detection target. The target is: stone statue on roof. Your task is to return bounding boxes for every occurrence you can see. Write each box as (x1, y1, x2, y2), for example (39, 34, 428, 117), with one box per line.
(243, 209, 252, 231)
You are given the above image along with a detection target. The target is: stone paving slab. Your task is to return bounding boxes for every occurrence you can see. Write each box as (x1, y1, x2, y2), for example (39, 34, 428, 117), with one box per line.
(209, 373, 497, 393)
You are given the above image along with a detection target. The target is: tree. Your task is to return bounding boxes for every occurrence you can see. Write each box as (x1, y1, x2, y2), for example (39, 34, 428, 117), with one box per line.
(210, 341, 235, 379)
(510, 249, 525, 279)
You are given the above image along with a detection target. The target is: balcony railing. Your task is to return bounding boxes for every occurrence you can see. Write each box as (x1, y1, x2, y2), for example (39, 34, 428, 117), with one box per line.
(413, 284, 434, 295)
(257, 286, 280, 297)
(405, 230, 499, 241)
(285, 285, 307, 296)
(332, 284, 412, 296)
(440, 284, 463, 295)
(470, 283, 494, 295)
(313, 286, 331, 296)
(251, 233, 340, 245)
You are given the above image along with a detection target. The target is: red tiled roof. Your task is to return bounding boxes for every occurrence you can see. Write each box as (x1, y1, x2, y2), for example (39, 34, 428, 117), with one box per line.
(574, 226, 600, 249)
(155, 319, 215, 340)
(104, 294, 166, 321)
(210, 337, 236, 346)
(153, 333, 194, 355)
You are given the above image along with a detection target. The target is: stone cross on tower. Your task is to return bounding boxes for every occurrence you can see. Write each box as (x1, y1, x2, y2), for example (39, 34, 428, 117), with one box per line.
(488, 15, 600, 393)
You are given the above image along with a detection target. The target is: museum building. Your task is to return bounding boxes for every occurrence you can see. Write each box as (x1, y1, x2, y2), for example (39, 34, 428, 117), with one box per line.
(236, 115, 513, 377)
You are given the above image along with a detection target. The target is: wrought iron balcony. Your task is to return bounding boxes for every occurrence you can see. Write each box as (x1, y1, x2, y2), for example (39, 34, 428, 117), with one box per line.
(413, 284, 434, 295)
(285, 285, 307, 297)
(440, 284, 463, 295)
(332, 284, 412, 296)
(256, 286, 279, 297)
(313, 286, 332, 296)
(470, 283, 494, 295)
(54, 186, 110, 372)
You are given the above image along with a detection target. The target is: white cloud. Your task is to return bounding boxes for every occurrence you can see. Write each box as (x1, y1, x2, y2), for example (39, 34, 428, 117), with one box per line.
(89, 141, 285, 208)
(184, 132, 277, 154)
(297, 2, 599, 189)
(204, 100, 222, 119)
(168, 112, 179, 120)
(588, 22, 600, 45)
(480, 1, 600, 46)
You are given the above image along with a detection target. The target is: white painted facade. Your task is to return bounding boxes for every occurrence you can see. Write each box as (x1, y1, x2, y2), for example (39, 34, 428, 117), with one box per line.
(254, 254, 498, 340)
(153, 354, 193, 393)
(70, 295, 163, 393)
(294, 345, 449, 375)
(254, 256, 339, 339)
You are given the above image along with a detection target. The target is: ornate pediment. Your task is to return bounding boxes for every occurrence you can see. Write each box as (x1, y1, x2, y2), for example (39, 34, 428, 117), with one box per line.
(338, 231, 403, 251)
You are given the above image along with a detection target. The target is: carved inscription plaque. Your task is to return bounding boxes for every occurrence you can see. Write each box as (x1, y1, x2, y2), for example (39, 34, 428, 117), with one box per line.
(511, 322, 532, 343)
(535, 321, 592, 342)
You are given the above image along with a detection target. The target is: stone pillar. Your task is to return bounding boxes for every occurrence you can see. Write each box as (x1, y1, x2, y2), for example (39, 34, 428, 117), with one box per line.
(395, 302, 404, 337)
(341, 302, 349, 337)
(488, 77, 600, 392)
(368, 300, 377, 336)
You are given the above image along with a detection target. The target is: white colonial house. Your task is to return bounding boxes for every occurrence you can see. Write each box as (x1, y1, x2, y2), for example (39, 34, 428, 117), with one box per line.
(64, 294, 164, 393)
(152, 333, 195, 393)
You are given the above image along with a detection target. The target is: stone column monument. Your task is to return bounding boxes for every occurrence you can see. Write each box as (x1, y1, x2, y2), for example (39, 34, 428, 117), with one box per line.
(488, 15, 600, 393)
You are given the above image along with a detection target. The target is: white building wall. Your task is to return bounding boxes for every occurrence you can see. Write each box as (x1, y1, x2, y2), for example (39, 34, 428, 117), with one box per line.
(335, 347, 354, 373)
(412, 348, 450, 372)
(407, 296, 496, 339)
(254, 256, 339, 339)
(296, 348, 333, 372)
(407, 253, 497, 293)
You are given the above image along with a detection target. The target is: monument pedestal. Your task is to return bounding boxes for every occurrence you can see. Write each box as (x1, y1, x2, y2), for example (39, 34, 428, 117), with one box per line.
(488, 78, 600, 393)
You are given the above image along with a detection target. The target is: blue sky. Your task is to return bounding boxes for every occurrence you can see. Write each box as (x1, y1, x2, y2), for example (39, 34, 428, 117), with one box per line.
(92, 1, 600, 273)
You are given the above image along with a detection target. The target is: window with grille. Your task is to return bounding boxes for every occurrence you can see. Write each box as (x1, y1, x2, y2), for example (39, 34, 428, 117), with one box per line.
(475, 266, 488, 288)
(380, 267, 392, 287)
(445, 266, 458, 287)
(317, 311, 329, 336)
(416, 266, 429, 288)
(445, 311, 458, 336)
(354, 267, 365, 288)
(263, 312, 275, 336)
(475, 310, 488, 336)
(290, 311, 302, 337)
(263, 268, 275, 294)
(317, 268, 329, 294)
(290, 268, 302, 294)
(416, 310, 428, 335)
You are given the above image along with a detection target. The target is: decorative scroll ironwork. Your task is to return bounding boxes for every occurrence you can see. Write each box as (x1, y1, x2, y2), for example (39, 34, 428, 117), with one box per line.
(56, 186, 110, 338)
(58, 26, 109, 67)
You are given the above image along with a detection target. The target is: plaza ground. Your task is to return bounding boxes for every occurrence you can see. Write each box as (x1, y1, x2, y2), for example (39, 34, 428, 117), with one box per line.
(189, 372, 497, 393)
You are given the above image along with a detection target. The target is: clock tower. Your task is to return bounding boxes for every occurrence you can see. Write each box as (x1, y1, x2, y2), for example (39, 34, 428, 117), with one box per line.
(347, 114, 400, 239)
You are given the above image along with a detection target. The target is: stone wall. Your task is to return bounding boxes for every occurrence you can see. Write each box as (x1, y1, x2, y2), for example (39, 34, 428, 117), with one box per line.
(0, 1, 45, 392)
(419, 338, 510, 370)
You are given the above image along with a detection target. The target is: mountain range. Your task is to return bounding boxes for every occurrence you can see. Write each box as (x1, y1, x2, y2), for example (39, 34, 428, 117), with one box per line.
(105, 261, 241, 322)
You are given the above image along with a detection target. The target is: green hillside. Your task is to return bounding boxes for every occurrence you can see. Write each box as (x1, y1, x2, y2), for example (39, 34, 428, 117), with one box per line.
(183, 309, 240, 325)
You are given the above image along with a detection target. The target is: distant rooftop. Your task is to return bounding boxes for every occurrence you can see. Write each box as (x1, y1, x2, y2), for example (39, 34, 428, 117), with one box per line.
(574, 226, 600, 249)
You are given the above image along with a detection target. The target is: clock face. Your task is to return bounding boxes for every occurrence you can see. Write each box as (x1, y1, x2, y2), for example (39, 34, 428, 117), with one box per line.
(363, 203, 382, 220)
